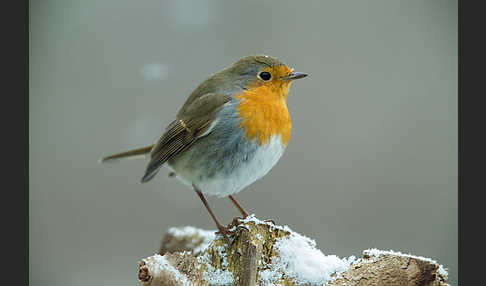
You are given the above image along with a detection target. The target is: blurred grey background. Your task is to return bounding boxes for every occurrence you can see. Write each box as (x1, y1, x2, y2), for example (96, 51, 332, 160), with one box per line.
(29, 0, 457, 285)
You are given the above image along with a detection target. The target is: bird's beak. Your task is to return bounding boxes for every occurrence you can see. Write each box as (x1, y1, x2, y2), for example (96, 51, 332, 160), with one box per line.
(282, 71, 308, 81)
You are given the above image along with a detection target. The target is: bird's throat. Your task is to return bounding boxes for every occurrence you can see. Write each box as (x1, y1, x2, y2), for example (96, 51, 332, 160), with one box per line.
(235, 86, 291, 147)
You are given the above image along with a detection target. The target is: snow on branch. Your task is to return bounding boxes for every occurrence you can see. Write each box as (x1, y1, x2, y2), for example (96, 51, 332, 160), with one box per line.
(137, 215, 449, 286)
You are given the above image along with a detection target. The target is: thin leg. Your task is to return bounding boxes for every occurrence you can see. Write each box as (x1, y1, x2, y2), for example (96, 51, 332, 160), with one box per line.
(228, 195, 249, 218)
(193, 186, 230, 243)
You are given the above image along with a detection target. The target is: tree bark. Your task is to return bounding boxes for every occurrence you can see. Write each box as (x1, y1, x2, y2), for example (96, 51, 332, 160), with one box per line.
(137, 216, 448, 286)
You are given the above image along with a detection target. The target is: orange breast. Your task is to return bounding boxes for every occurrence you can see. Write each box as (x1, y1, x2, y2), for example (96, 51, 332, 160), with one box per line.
(235, 85, 291, 146)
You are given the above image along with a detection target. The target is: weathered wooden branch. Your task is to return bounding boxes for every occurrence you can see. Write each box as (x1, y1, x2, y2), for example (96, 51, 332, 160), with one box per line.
(137, 216, 449, 286)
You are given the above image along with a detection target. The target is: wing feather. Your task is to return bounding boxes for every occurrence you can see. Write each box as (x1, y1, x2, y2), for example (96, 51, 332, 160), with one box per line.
(141, 93, 231, 183)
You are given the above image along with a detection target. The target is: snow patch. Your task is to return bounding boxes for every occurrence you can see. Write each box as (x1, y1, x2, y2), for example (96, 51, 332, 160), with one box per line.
(167, 226, 216, 254)
(151, 254, 192, 286)
(240, 215, 356, 285)
(202, 268, 235, 285)
(240, 214, 293, 233)
(363, 248, 448, 279)
(263, 232, 355, 285)
(197, 246, 234, 285)
(256, 233, 263, 241)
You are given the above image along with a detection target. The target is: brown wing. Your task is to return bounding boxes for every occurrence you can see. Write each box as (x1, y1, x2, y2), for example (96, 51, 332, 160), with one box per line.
(141, 93, 232, 183)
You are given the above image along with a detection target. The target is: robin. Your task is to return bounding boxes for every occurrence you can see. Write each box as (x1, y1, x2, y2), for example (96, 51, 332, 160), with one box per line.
(100, 55, 307, 240)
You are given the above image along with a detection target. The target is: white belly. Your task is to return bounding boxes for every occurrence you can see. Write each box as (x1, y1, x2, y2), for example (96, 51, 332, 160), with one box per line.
(167, 135, 286, 197)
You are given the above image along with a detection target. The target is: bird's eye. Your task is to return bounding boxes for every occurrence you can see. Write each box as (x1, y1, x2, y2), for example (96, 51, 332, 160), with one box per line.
(258, 71, 272, 81)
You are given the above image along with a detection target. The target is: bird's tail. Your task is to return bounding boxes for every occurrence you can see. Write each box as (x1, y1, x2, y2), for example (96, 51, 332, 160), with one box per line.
(99, 145, 154, 164)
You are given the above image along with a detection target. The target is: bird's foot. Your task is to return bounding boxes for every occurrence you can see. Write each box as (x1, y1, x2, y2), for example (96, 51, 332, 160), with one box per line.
(215, 229, 230, 244)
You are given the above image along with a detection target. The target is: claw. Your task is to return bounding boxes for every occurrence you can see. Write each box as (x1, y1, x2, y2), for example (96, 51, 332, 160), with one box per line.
(215, 227, 231, 244)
